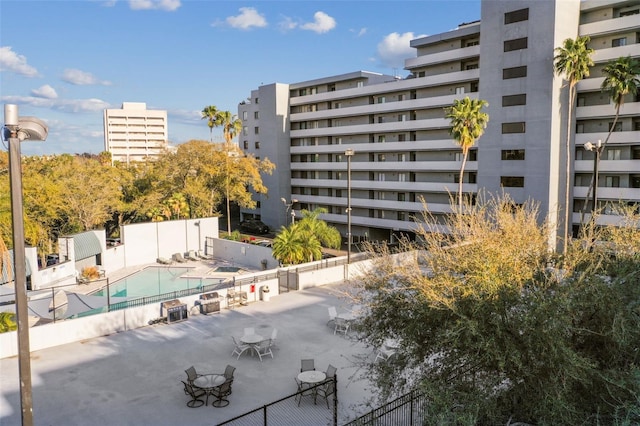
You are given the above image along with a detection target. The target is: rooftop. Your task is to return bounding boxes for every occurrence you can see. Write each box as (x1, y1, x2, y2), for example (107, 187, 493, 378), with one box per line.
(0, 281, 378, 425)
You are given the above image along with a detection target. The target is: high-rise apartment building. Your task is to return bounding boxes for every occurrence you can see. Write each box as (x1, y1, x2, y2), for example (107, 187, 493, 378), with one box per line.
(239, 0, 640, 247)
(103, 102, 169, 164)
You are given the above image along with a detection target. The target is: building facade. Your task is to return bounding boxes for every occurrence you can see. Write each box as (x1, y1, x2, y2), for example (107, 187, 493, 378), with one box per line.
(238, 0, 640, 246)
(103, 102, 169, 164)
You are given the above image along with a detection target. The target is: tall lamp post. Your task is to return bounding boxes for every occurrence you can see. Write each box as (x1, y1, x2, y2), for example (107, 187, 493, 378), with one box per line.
(584, 140, 603, 217)
(345, 149, 354, 264)
(4, 104, 49, 426)
(281, 197, 298, 225)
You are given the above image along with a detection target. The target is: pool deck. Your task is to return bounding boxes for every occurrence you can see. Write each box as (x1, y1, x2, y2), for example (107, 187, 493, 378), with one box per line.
(1, 281, 380, 426)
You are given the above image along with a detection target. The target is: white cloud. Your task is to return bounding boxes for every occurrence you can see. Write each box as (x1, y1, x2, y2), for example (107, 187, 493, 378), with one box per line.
(376, 32, 425, 69)
(225, 7, 267, 30)
(0, 46, 39, 77)
(350, 27, 367, 37)
(300, 11, 336, 34)
(0, 95, 111, 113)
(278, 16, 298, 32)
(61, 69, 112, 86)
(32, 85, 58, 99)
(128, 0, 181, 11)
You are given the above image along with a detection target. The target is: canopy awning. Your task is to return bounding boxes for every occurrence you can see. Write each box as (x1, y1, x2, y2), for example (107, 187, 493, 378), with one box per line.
(72, 232, 102, 261)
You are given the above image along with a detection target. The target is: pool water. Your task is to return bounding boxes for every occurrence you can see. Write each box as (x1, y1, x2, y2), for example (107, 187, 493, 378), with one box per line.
(214, 266, 242, 273)
(95, 266, 202, 298)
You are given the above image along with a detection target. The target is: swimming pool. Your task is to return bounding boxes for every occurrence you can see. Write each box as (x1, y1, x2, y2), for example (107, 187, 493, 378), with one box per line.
(95, 266, 203, 298)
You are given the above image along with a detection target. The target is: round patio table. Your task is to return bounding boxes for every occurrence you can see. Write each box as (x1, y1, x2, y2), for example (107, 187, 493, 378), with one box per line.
(297, 371, 326, 384)
(193, 374, 225, 405)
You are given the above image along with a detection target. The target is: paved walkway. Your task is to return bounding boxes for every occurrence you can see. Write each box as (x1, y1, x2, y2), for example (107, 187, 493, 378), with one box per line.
(0, 282, 378, 426)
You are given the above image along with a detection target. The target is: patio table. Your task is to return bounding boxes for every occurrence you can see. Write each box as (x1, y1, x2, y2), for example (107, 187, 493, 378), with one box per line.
(193, 374, 225, 405)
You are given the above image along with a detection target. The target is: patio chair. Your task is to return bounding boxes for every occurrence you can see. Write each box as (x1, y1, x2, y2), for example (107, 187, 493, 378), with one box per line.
(314, 377, 336, 408)
(294, 377, 314, 406)
(184, 366, 201, 385)
(187, 250, 199, 261)
(327, 306, 337, 327)
(172, 253, 187, 263)
(197, 249, 213, 260)
(181, 381, 206, 408)
(223, 365, 236, 383)
(334, 317, 350, 335)
(157, 257, 173, 265)
(231, 336, 251, 359)
(254, 339, 274, 362)
(300, 359, 315, 372)
(325, 364, 337, 379)
(210, 380, 232, 407)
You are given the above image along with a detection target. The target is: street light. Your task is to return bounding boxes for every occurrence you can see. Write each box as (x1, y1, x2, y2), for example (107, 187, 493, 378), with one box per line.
(583, 139, 603, 217)
(280, 197, 298, 225)
(344, 149, 354, 265)
(4, 104, 48, 426)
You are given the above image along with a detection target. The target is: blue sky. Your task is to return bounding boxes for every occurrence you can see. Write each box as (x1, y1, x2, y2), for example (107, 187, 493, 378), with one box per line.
(1, 0, 480, 156)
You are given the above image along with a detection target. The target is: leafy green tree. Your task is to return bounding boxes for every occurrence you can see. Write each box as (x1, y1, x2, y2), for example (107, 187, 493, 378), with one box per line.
(580, 57, 640, 224)
(444, 96, 489, 211)
(353, 195, 640, 425)
(554, 36, 594, 254)
(201, 105, 219, 142)
(272, 208, 340, 265)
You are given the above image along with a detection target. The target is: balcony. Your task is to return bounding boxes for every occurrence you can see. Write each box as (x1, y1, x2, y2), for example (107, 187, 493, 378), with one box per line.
(290, 118, 450, 138)
(575, 159, 639, 173)
(576, 101, 640, 120)
(404, 45, 480, 70)
(579, 14, 640, 38)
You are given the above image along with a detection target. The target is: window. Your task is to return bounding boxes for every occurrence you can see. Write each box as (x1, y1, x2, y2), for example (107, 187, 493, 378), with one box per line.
(377, 154, 386, 162)
(501, 149, 525, 160)
(334, 102, 341, 109)
(505, 8, 529, 24)
(465, 39, 479, 47)
(469, 172, 477, 184)
(609, 122, 622, 132)
(398, 94, 405, 101)
(501, 176, 525, 187)
(378, 135, 386, 143)
(631, 175, 640, 188)
(242, 111, 248, 120)
(470, 82, 479, 92)
(255, 141, 260, 149)
(619, 7, 639, 17)
(502, 122, 526, 134)
(503, 66, 527, 79)
(504, 37, 528, 52)
(612, 37, 627, 47)
(398, 153, 406, 162)
(298, 89, 307, 96)
(398, 173, 406, 182)
(357, 81, 364, 88)
(378, 173, 386, 182)
(502, 94, 526, 107)
(378, 117, 385, 124)
(398, 134, 406, 142)
(606, 149, 620, 161)
(464, 61, 479, 70)
(254, 111, 259, 119)
(336, 137, 342, 145)
(398, 114, 407, 122)
(397, 211, 406, 221)
(377, 96, 386, 104)
(336, 189, 342, 197)
(632, 147, 640, 159)
(243, 126, 248, 136)
(328, 84, 335, 92)
(243, 141, 248, 149)
(398, 193, 406, 202)
(456, 87, 465, 94)
(255, 98, 259, 104)
(254, 127, 259, 135)
(605, 176, 620, 187)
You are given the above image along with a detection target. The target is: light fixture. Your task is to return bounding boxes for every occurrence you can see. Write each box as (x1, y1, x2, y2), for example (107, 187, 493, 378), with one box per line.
(281, 198, 298, 225)
(4, 104, 48, 425)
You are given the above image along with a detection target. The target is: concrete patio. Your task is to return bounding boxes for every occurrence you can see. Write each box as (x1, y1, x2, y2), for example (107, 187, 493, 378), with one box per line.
(0, 282, 380, 426)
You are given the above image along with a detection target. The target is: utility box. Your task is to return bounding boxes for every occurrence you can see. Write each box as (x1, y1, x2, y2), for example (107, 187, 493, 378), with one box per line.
(162, 299, 188, 324)
(199, 292, 221, 315)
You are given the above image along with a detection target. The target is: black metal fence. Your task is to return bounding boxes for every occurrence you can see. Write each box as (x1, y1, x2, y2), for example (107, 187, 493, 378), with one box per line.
(344, 389, 427, 426)
(218, 377, 338, 426)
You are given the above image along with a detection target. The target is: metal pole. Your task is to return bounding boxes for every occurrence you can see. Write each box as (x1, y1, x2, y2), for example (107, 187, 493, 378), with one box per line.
(592, 147, 600, 214)
(8, 132, 34, 426)
(345, 149, 354, 265)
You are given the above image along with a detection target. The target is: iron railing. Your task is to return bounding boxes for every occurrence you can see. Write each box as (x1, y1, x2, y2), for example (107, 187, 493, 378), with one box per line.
(344, 389, 427, 426)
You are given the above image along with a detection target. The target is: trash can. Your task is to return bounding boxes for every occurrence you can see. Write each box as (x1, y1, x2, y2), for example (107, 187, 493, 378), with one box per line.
(261, 286, 271, 302)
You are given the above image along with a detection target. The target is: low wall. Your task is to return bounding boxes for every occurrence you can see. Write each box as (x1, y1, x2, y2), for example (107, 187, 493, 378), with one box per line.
(209, 238, 278, 270)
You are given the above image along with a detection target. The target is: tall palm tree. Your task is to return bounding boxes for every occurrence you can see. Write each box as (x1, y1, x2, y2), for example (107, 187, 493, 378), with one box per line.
(272, 225, 321, 265)
(216, 111, 244, 233)
(554, 36, 594, 255)
(580, 56, 640, 226)
(201, 105, 219, 142)
(445, 96, 489, 212)
(297, 208, 341, 250)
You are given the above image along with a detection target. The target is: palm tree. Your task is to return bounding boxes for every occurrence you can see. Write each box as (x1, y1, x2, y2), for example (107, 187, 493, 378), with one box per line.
(580, 56, 640, 226)
(272, 225, 321, 265)
(445, 96, 489, 212)
(201, 105, 219, 142)
(216, 111, 244, 233)
(554, 36, 594, 255)
(297, 208, 341, 250)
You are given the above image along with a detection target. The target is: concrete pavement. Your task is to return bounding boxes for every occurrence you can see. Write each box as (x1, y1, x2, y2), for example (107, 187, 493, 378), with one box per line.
(0, 282, 379, 426)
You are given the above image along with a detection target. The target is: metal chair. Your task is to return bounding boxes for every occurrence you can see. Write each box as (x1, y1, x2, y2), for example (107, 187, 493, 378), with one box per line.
(334, 317, 350, 335)
(184, 366, 201, 385)
(301, 358, 315, 372)
(375, 345, 396, 362)
(325, 364, 337, 379)
(210, 380, 232, 407)
(254, 339, 274, 362)
(294, 377, 314, 406)
(181, 381, 206, 408)
(327, 306, 337, 327)
(231, 336, 251, 359)
(315, 377, 336, 409)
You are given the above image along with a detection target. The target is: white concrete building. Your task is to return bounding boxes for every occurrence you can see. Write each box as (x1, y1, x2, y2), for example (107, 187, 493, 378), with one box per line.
(239, 0, 640, 245)
(103, 102, 169, 164)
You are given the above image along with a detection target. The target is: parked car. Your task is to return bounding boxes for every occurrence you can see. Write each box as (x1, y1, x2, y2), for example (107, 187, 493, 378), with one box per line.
(239, 220, 270, 234)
